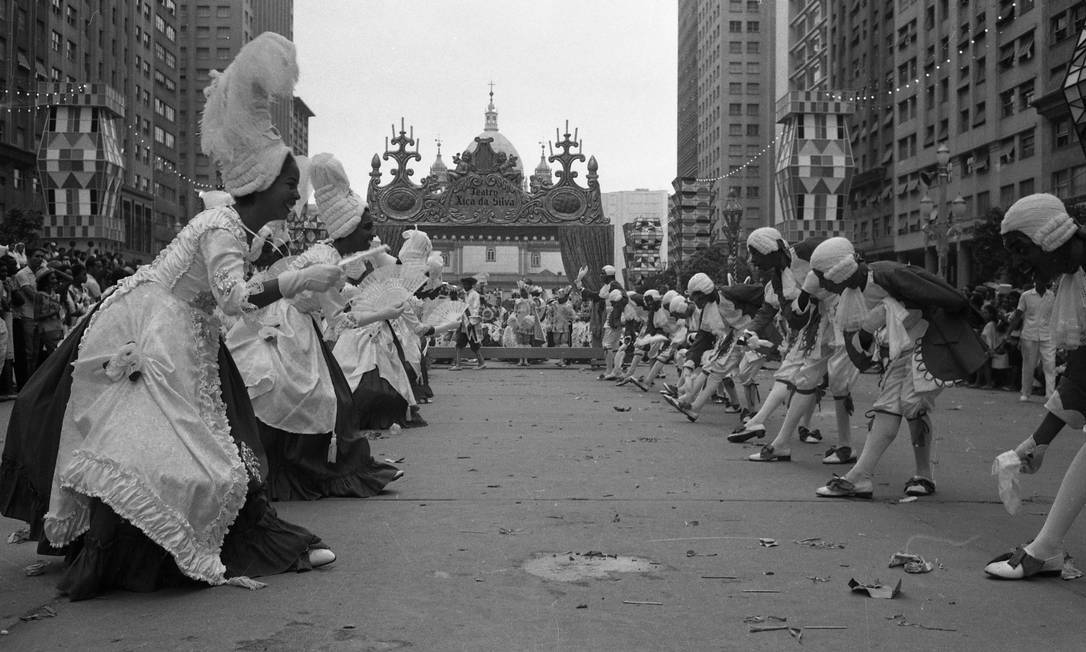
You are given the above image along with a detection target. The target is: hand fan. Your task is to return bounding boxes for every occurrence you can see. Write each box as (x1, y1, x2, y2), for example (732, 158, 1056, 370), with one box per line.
(351, 264, 429, 311)
(421, 300, 466, 328)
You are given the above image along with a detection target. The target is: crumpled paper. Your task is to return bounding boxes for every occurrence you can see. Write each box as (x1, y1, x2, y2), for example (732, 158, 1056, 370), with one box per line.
(848, 577, 901, 599)
(992, 450, 1022, 515)
(889, 552, 933, 574)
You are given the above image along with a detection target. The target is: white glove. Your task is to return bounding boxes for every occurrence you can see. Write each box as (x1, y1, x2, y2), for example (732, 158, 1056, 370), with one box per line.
(277, 264, 344, 298)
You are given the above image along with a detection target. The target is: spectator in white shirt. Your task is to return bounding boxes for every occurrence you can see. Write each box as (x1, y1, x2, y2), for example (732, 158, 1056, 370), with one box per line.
(1012, 281, 1056, 402)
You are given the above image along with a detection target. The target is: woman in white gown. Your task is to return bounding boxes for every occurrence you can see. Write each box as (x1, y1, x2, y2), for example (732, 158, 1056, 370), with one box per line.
(226, 153, 402, 500)
(0, 33, 339, 599)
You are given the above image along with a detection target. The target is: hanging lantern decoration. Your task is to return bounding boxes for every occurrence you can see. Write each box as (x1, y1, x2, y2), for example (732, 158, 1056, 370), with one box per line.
(1063, 27, 1086, 155)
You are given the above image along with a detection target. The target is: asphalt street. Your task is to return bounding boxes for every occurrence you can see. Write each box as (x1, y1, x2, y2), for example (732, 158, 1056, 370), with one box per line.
(1, 362, 1085, 651)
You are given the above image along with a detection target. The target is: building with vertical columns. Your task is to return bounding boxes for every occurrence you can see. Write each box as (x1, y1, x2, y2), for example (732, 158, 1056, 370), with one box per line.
(674, 0, 778, 271)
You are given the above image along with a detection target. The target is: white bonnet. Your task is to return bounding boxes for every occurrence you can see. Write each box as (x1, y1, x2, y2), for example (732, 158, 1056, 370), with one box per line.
(398, 228, 432, 265)
(200, 32, 297, 197)
(310, 153, 364, 240)
(661, 290, 679, 305)
(607, 288, 624, 302)
(1001, 193, 1078, 252)
(668, 296, 688, 313)
(602, 264, 617, 275)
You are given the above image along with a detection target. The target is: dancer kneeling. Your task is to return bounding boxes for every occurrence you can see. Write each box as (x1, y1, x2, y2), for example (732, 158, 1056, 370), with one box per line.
(0, 34, 335, 599)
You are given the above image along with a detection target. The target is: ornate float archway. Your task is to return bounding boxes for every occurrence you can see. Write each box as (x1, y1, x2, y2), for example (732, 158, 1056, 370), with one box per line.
(366, 120, 613, 290)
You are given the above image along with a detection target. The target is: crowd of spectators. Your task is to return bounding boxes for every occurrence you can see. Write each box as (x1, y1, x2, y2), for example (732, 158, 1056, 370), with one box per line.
(968, 280, 1058, 401)
(0, 240, 144, 398)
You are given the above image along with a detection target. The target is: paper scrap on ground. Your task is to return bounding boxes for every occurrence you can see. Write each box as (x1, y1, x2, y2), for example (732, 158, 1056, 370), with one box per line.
(848, 577, 901, 599)
(758, 538, 778, 548)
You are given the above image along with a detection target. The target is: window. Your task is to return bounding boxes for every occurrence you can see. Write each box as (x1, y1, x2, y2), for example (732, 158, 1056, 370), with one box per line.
(747, 41, 759, 54)
(973, 101, 986, 126)
(747, 62, 760, 74)
(1020, 178, 1035, 197)
(65, 40, 75, 60)
(485, 247, 496, 263)
(51, 30, 60, 52)
(729, 123, 743, 136)
(729, 41, 742, 54)
(1056, 118, 1074, 148)
(746, 123, 759, 136)
(65, 5, 75, 25)
(728, 103, 742, 116)
(530, 251, 541, 268)
(1000, 90, 1015, 117)
(729, 82, 742, 94)
(747, 82, 760, 95)
(747, 103, 758, 116)
(216, 6, 230, 17)
(974, 55, 986, 83)
(746, 186, 759, 198)
(729, 21, 742, 32)
(747, 21, 759, 32)
(1020, 129, 1035, 158)
(729, 61, 742, 75)
(1019, 80, 1035, 110)
(216, 26, 229, 39)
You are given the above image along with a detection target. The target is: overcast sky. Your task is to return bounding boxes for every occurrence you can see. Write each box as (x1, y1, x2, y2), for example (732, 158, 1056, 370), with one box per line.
(294, 0, 678, 196)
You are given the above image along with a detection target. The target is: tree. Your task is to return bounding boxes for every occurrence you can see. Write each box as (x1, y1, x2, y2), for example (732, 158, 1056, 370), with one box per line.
(0, 208, 44, 248)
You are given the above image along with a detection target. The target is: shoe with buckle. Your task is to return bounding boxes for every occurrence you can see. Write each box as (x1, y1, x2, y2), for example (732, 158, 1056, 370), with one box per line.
(798, 426, 823, 443)
(984, 546, 1064, 580)
(815, 475, 873, 499)
(726, 422, 766, 443)
(903, 476, 936, 496)
(822, 445, 856, 464)
(748, 444, 791, 462)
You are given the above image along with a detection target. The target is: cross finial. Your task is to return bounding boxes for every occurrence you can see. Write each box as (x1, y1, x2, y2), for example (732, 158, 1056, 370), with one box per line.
(435, 136, 442, 155)
(488, 80, 495, 100)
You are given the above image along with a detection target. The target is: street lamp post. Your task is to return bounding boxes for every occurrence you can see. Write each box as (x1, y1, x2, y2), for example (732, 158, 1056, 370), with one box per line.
(721, 189, 744, 281)
(920, 144, 967, 282)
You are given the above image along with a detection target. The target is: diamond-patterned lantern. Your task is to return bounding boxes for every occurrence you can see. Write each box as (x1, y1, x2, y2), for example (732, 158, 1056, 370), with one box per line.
(1064, 27, 1086, 152)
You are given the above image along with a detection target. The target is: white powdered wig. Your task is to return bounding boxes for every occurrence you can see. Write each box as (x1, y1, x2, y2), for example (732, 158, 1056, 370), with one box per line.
(200, 32, 298, 197)
(1001, 193, 1077, 252)
(747, 227, 786, 255)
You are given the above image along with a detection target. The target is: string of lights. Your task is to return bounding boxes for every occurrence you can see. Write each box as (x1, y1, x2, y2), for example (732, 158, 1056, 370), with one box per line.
(694, 135, 778, 184)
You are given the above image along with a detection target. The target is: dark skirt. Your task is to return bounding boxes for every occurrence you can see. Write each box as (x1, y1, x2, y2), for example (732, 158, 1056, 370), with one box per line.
(0, 316, 325, 600)
(260, 320, 401, 501)
(352, 368, 409, 429)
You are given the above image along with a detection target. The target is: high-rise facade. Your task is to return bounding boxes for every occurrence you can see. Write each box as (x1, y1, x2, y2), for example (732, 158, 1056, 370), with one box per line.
(829, 0, 1084, 286)
(1, 0, 180, 260)
(673, 0, 778, 271)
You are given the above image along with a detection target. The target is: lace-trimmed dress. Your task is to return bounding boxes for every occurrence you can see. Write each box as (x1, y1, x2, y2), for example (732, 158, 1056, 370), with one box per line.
(0, 206, 325, 600)
(226, 242, 400, 500)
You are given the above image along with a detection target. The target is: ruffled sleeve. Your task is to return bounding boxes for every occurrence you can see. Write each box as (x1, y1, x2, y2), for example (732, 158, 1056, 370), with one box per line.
(201, 227, 261, 316)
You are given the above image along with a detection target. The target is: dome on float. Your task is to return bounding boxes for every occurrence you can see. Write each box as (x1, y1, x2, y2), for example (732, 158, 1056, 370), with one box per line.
(463, 88, 523, 174)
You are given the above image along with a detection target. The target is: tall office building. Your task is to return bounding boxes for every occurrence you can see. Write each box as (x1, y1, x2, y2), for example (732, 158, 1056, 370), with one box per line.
(0, 1, 181, 259)
(828, 0, 1082, 286)
(673, 0, 778, 272)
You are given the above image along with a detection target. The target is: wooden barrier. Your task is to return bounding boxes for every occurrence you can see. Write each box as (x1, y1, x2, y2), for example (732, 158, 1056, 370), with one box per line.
(427, 346, 606, 365)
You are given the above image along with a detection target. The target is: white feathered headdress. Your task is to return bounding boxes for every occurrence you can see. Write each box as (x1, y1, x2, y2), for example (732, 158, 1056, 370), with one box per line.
(310, 152, 365, 240)
(200, 32, 298, 197)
